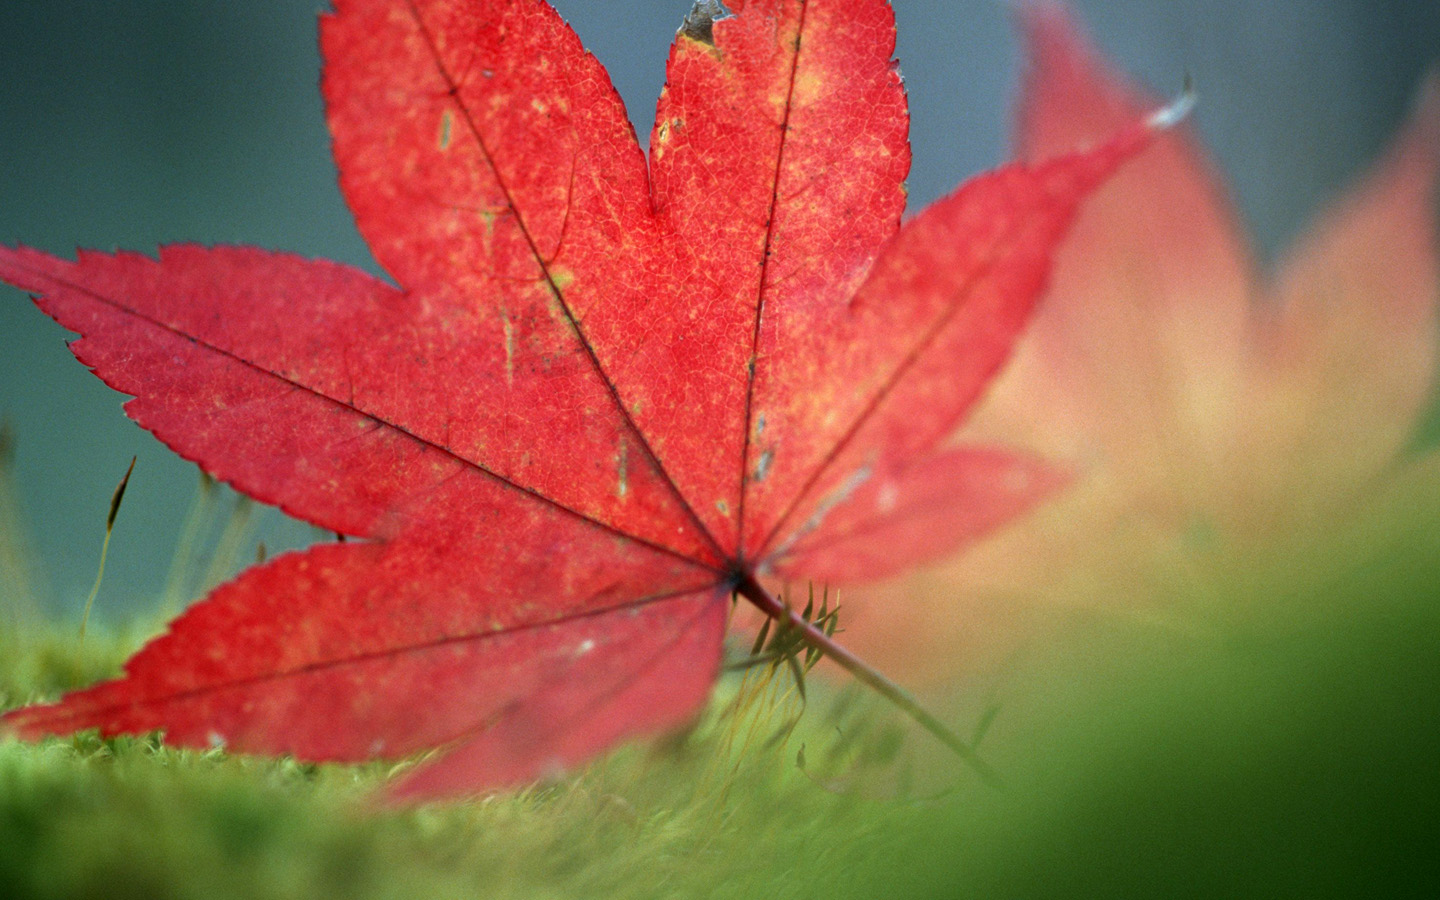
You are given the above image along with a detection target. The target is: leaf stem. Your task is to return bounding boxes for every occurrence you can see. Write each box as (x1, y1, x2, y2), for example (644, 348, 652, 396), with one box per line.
(735, 573, 1003, 789)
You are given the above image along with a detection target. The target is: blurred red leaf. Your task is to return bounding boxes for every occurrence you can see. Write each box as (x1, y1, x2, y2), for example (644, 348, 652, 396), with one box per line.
(843, 4, 1440, 688)
(0, 0, 1154, 799)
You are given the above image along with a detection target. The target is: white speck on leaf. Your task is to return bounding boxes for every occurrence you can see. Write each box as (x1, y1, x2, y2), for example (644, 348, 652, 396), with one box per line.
(753, 448, 774, 482)
(877, 481, 899, 513)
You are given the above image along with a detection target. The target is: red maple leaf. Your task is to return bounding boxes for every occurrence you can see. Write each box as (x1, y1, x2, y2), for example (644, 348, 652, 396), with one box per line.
(0, 0, 1165, 800)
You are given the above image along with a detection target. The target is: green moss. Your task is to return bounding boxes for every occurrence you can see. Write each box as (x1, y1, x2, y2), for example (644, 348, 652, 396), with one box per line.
(0, 623, 914, 900)
(855, 517, 1440, 899)
(3, 507, 1438, 898)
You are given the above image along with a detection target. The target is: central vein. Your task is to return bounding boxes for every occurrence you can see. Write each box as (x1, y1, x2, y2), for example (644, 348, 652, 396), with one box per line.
(402, 0, 725, 566)
(735, 0, 812, 561)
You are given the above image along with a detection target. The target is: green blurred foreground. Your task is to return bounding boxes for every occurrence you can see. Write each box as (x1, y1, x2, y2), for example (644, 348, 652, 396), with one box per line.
(2, 507, 1438, 899)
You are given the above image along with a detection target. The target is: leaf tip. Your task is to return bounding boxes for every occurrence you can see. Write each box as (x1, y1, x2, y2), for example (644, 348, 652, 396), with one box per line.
(679, 0, 730, 47)
(106, 456, 137, 531)
(1146, 72, 1197, 131)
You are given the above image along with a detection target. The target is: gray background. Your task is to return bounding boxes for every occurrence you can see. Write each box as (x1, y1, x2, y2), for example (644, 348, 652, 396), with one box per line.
(2, 0, 1438, 621)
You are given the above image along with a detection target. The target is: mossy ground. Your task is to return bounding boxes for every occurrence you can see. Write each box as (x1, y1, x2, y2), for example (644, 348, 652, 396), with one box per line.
(1, 617, 921, 900)
(2, 485, 1438, 898)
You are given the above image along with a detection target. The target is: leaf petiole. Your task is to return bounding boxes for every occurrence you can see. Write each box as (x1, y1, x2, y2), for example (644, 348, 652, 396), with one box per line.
(735, 572, 1004, 789)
